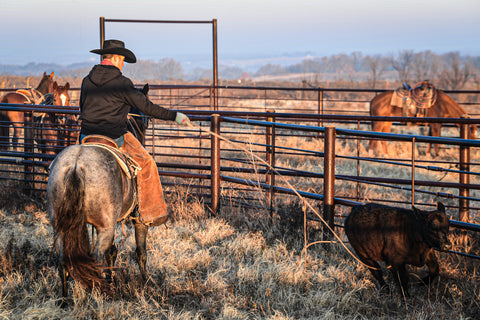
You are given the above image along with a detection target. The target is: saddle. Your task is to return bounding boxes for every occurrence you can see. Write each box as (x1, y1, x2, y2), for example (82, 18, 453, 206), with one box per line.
(391, 81, 437, 116)
(81, 135, 140, 180)
(410, 81, 437, 109)
(15, 88, 49, 105)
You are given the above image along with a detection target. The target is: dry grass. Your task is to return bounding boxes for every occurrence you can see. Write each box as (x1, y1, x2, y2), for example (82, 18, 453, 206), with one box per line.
(0, 172, 479, 319)
(0, 123, 479, 319)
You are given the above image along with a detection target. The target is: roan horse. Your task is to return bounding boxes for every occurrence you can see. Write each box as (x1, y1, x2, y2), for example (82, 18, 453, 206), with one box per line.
(369, 83, 477, 157)
(0, 72, 55, 150)
(47, 142, 145, 297)
(47, 84, 153, 298)
(35, 81, 73, 155)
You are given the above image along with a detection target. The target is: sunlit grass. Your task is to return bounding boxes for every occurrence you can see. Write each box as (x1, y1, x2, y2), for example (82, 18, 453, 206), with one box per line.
(0, 122, 479, 319)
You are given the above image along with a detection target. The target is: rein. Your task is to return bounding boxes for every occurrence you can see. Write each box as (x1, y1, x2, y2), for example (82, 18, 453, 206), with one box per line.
(127, 113, 147, 142)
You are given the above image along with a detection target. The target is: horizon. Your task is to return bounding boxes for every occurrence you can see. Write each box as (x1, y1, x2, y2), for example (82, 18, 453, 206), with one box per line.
(1, 0, 479, 68)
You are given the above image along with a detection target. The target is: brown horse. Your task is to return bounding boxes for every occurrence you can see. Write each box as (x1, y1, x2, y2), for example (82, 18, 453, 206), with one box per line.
(369, 88, 477, 157)
(34, 81, 73, 155)
(0, 71, 55, 150)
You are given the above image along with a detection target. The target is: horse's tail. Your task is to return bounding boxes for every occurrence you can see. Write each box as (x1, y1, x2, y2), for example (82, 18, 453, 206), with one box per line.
(53, 165, 110, 295)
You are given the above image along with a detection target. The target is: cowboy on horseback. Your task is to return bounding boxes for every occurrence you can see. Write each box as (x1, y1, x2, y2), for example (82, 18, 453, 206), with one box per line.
(79, 39, 190, 226)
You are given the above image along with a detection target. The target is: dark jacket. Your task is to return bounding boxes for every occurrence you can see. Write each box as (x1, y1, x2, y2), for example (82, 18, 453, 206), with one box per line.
(80, 64, 176, 139)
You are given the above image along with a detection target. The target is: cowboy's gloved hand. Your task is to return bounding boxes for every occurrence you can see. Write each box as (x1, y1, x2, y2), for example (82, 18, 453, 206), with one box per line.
(175, 112, 191, 126)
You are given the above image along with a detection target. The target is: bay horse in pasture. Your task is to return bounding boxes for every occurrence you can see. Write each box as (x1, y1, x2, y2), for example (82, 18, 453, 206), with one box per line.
(35, 81, 74, 155)
(47, 119, 155, 299)
(0, 72, 55, 150)
(369, 82, 477, 157)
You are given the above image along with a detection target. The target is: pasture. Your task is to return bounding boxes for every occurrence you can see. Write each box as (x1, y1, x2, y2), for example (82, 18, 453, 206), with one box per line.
(1, 128, 479, 319)
(0, 83, 479, 319)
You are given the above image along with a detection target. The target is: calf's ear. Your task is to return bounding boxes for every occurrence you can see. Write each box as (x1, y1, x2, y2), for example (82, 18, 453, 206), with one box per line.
(437, 202, 445, 213)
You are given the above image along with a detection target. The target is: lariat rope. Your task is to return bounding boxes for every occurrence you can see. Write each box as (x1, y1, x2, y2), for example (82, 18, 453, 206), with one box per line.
(127, 113, 146, 142)
(183, 120, 379, 270)
(410, 81, 437, 109)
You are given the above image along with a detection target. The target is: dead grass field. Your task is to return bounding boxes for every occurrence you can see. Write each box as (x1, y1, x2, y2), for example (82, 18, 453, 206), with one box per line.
(0, 129, 479, 319)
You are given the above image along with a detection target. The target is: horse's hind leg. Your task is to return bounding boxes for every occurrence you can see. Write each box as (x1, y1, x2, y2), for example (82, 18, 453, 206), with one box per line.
(0, 123, 9, 150)
(369, 121, 392, 157)
(105, 244, 118, 268)
(134, 222, 149, 281)
(57, 259, 73, 307)
(12, 124, 23, 151)
(427, 124, 442, 157)
(93, 227, 115, 267)
(55, 249, 72, 307)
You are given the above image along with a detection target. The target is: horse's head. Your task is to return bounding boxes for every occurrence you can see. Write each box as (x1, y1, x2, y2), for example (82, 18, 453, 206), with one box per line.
(52, 82, 75, 126)
(37, 71, 55, 94)
(52, 82, 71, 107)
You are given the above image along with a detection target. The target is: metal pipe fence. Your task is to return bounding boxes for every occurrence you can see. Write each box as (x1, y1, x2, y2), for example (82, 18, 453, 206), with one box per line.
(1, 89, 480, 260)
(3, 85, 479, 118)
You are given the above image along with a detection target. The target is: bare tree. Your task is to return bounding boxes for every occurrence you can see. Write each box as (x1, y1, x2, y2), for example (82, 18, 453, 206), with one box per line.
(437, 52, 471, 89)
(364, 54, 386, 89)
(412, 50, 439, 83)
(390, 50, 414, 84)
(471, 65, 480, 90)
(346, 51, 363, 83)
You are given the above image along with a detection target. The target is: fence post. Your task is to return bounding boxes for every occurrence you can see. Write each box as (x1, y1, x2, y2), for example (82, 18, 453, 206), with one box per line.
(23, 111, 34, 194)
(459, 122, 470, 222)
(210, 114, 220, 215)
(266, 110, 275, 216)
(209, 87, 214, 111)
(411, 137, 416, 207)
(323, 126, 336, 240)
(317, 88, 323, 128)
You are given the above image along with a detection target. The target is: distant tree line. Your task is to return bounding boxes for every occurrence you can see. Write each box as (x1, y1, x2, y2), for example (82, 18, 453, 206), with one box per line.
(1, 50, 479, 90)
(253, 50, 480, 90)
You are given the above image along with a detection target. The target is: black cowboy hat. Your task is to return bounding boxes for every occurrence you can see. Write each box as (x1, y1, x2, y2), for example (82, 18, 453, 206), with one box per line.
(90, 39, 137, 63)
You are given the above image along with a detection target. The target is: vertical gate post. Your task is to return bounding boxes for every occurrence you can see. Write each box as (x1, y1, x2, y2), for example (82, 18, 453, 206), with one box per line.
(459, 122, 470, 222)
(317, 88, 324, 128)
(212, 19, 218, 111)
(210, 114, 221, 215)
(266, 110, 276, 216)
(323, 126, 336, 240)
(23, 111, 34, 194)
(99, 17, 105, 49)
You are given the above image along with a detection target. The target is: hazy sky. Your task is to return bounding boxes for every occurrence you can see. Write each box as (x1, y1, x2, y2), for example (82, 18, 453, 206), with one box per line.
(1, 0, 479, 66)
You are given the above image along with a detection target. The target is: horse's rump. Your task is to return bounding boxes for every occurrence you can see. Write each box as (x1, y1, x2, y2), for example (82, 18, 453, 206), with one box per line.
(48, 144, 137, 295)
